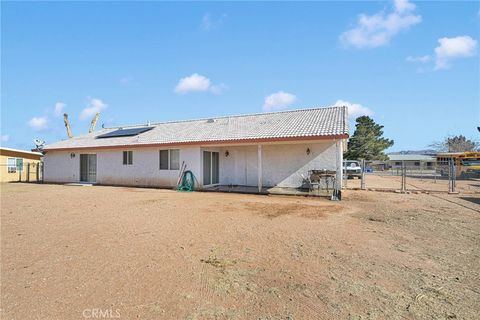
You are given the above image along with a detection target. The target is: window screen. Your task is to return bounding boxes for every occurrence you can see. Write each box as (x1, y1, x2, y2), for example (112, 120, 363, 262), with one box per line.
(170, 149, 180, 170)
(160, 150, 169, 170)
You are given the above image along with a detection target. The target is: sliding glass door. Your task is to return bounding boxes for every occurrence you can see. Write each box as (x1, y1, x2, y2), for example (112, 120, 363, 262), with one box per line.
(80, 154, 97, 183)
(203, 151, 219, 186)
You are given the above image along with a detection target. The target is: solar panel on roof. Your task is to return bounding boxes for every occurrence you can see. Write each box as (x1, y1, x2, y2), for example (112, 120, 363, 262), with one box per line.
(96, 127, 154, 139)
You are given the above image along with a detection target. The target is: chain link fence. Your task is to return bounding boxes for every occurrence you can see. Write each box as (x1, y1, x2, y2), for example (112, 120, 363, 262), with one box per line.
(344, 159, 462, 193)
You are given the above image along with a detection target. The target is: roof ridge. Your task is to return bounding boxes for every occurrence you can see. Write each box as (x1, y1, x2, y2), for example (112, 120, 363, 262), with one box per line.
(103, 105, 343, 129)
(0, 146, 43, 156)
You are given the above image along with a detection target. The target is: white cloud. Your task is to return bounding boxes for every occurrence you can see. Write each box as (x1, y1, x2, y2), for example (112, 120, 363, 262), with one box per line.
(334, 100, 374, 120)
(174, 73, 226, 95)
(0, 134, 10, 142)
(434, 36, 478, 70)
(406, 55, 431, 63)
(340, 0, 421, 48)
(394, 0, 416, 14)
(201, 13, 227, 30)
(210, 83, 228, 95)
(28, 117, 48, 131)
(80, 98, 108, 120)
(53, 102, 66, 116)
(263, 91, 297, 112)
(175, 73, 210, 93)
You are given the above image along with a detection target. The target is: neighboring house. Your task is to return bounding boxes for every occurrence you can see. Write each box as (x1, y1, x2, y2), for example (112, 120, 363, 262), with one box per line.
(43, 106, 349, 192)
(387, 154, 436, 170)
(0, 147, 43, 182)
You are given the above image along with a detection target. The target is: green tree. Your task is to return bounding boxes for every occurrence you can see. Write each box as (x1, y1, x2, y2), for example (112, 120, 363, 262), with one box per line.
(344, 116, 394, 160)
(430, 135, 479, 152)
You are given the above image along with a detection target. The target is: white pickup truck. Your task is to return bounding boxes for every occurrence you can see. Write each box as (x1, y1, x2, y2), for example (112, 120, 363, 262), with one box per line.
(343, 160, 362, 178)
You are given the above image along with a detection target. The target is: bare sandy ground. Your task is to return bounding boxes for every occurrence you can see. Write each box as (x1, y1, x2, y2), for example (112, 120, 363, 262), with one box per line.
(1, 182, 479, 319)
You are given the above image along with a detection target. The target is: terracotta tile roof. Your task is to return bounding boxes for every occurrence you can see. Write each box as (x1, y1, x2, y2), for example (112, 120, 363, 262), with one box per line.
(44, 106, 348, 150)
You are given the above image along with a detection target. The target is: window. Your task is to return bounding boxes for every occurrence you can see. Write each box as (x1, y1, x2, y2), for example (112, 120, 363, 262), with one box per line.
(7, 158, 16, 173)
(395, 162, 402, 166)
(159, 149, 180, 170)
(159, 150, 169, 170)
(123, 151, 133, 165)
(414, 161, 420, 166)
(170, 149, 180, 170)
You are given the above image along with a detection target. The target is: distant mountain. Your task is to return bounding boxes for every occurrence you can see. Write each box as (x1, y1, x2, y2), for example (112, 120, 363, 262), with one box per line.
(387, 149, 437, 156)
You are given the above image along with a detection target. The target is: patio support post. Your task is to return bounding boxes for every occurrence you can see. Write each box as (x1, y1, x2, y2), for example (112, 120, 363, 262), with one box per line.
(258, 144, 262, 193)
(334, 139, 343, 200)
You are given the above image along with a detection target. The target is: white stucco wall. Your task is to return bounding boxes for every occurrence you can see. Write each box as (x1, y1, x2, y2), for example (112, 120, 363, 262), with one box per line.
(218, 141, 337, 188)
(44, 140, 339, 189)
(44, 146, 201, 187)
(44, 150, 81, 183)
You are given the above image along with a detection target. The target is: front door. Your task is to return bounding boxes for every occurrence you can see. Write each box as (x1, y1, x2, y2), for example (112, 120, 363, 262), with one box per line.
(203, 151, 219, 186)
(80, 154, 97, 183)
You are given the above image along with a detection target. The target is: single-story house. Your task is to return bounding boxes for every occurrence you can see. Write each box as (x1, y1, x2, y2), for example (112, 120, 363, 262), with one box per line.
(0, 147, 43, 182)
(387, 154, 436, 170)
(43, 106, 349, 192)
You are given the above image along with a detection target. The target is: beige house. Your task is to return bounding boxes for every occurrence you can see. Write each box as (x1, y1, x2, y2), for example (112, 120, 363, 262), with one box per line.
(0, 147, 43, 182)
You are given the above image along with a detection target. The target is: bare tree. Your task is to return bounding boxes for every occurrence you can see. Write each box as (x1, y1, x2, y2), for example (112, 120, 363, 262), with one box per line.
(430, 135, 479, 153)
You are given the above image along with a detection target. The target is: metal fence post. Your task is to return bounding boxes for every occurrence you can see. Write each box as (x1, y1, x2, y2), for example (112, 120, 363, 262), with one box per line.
(448, 159, 457, 193)
(401, 161, 406, 193)
(453, 163, 456, 192)
(448, 159, 451, 192)
(361, 159, 366, 190)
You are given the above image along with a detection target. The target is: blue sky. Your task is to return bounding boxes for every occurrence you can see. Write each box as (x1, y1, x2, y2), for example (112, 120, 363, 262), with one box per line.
(1, 1, 479, 151)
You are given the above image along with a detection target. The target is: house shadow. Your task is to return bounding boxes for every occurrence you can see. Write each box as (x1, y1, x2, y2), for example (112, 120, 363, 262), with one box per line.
(460, 197, 480, 205)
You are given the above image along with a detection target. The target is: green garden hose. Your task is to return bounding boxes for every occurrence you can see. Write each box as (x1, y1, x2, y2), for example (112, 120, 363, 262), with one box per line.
(178, 170, 196, 192)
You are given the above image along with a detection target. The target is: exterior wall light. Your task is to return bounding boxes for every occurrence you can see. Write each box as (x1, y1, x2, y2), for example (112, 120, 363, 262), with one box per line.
(306, 148, 311, 155)
(70, 153, 76, 158)
(225, 150, 230, 157)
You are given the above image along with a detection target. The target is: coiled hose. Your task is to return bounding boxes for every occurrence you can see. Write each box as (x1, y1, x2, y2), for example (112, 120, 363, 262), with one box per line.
(178, 170, 196, 192)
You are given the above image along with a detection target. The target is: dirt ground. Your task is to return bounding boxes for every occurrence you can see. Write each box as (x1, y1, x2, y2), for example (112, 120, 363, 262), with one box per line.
(1, 181, 479, 319)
